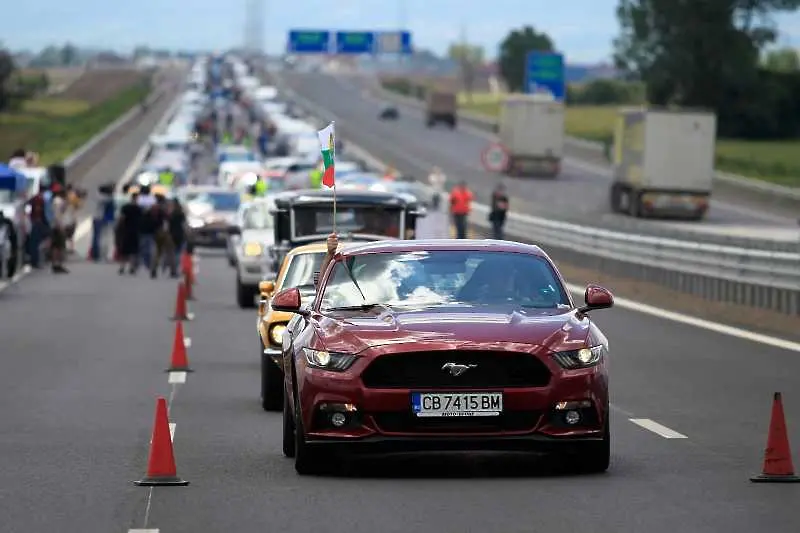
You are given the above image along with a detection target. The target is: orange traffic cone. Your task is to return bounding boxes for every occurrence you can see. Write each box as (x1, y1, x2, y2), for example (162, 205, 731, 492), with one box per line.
(170, 282, 192, 321)
(751, 392, 800, 482)
(134, 397, 188, 486)
(166, 320, 193, 372)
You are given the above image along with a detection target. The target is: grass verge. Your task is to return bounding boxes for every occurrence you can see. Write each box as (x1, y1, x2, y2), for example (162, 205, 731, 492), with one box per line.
(383, 83, 800, 188)
(0, 83, 150, 165)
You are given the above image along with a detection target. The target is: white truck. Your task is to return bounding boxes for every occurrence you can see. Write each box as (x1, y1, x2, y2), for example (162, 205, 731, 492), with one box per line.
(497, 93, 564, 177)
(609, 108, 716, 220)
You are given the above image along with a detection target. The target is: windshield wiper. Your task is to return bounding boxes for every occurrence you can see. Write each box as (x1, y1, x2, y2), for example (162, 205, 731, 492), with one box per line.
(342, 258, 367, 302)
(326, 303, 390, 312)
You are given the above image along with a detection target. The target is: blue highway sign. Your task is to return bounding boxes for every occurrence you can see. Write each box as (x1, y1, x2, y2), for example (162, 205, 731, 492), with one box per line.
(524, 51, 565, 101)
(287, 30, 331, 53)
(286, 30, 412, 55)
(335, 31, 374, 54)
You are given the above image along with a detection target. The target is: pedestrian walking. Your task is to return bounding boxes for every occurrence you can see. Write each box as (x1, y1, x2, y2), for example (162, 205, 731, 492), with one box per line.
(449, 180, 473, 239)
(49, 185, 69, 274)
(117, 192, 142, 274)
(427, 166, 446, 210)
(489, 182, 509, 240)
(168, 199, 187, 278)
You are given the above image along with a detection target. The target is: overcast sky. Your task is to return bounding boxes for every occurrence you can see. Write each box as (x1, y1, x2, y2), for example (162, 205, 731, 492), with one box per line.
(6, 0, 800, 63)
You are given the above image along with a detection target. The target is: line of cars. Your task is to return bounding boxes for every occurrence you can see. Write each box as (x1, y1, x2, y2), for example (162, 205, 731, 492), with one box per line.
(209, 56, 619, 476)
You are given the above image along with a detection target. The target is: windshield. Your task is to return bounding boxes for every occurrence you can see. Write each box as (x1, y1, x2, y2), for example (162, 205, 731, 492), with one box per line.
(320, 250, 570, 311)
(293, 206, 402, 238)
(282, 252, 326, 290)
(0, 190, 13, 203)
(242, 203, 273, 229)
(185, 191, 241, 211)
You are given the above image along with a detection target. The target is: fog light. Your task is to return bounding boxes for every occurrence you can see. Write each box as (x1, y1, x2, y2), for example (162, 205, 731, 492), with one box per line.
(555, 400, 592, 410)
(564, 410, 581, 425)
(330, 412, 347, 427)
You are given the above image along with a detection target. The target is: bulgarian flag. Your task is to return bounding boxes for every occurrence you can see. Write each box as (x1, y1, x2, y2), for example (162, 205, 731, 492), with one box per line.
(316, 122, 335, 187)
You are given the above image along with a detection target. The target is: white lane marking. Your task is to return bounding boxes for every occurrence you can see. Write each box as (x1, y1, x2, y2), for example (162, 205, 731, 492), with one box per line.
(129, 529, 159, 532)
(564, 283, 800, 353)
(629, 418, 688, 439)
(168, 371, 187, 384)
(184, 336, 191, 348)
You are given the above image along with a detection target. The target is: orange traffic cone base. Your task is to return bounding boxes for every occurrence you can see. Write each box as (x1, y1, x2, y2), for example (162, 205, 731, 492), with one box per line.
(750, 472, 800, 483)
(134, 475, 189, 486)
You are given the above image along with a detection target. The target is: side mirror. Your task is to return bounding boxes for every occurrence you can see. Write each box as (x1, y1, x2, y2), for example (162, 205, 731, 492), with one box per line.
(259, 280, 275, 296)
(271, 287, 302, 313)
(578, 284, 614, 314)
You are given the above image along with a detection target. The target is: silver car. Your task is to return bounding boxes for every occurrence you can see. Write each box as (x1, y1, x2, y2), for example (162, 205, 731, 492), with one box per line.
(230, 198, 277, 308)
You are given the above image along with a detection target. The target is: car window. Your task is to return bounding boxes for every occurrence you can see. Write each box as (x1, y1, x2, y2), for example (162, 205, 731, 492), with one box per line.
(242, 203, 273, 229)
(293, 206, 402, 238)
(281, 252, 326, 291)
(320, 250, 569, 310)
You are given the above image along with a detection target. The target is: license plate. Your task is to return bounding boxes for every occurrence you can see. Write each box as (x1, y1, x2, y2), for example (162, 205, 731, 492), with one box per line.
(411, 392, 502, 417)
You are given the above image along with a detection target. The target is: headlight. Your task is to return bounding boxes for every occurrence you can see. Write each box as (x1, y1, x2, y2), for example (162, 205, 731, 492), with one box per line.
(302, 348, 357, 371)
(188, 217, 204, 228)
(551, 345, 605, 369)
(243, 242, 262, 256)
(269, 323, 286, 345)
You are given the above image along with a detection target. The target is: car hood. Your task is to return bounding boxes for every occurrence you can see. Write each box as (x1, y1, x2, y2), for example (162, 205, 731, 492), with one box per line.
(313, 304, 589, 355)
(240, 228, 274, 244)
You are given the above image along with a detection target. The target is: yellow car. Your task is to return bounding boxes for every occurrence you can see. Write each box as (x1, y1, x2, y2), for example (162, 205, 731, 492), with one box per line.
(257, 242, 332, 411)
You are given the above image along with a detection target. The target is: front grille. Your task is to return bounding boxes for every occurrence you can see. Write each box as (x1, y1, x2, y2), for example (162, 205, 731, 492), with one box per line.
(373, 411, 541, 434)
(360, 351, 551, 389)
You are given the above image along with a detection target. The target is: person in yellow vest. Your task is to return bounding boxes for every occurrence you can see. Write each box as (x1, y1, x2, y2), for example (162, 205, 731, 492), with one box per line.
(252, 176, 268, 196)
(222, 131, 233, 144)
(309, 160, 323, 189)
(158, 169, 174, 187)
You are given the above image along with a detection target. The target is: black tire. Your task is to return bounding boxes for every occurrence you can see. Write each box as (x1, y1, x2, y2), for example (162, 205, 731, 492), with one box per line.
(237, 277, 256, 308)
(609, 184, 622, 213)
(292, 365, 331, 475)
(282, 388, 296, 457)
(260, 341, 283, 411)
(627, 190, 641, 218)
(576, 414, 611, 474)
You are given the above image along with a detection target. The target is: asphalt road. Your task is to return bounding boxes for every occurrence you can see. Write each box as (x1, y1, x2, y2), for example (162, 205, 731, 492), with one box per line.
(2, 84, 800, 533)
(278, 72, 800, 244)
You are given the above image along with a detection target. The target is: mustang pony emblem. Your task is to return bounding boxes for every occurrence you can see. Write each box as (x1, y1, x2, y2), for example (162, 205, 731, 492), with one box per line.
(441, 362, 477, 377)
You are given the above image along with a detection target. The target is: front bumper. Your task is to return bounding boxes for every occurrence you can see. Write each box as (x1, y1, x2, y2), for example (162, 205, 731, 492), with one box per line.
(238, 257, 272, 285)
(297, 363, 608, 452)
(190, 227, 230, 247)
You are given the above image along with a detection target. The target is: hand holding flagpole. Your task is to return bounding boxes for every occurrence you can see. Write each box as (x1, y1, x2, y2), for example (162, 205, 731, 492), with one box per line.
(317, 121, 337, 234)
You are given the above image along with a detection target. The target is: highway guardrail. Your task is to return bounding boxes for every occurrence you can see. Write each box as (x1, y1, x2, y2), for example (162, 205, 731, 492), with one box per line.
(275, 74, 800, 315)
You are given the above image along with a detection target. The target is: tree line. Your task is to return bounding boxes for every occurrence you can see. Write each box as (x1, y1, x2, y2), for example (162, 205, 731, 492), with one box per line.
(0, 46, 50, 112)
(450, 1, 800, 139)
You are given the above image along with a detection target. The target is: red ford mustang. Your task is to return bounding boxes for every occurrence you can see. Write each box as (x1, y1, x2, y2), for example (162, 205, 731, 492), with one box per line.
(272, 239, 614, 475)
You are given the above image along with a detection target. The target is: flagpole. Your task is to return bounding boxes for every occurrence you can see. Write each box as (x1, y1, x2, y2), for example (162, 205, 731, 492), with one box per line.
(332, 181, 337, 234)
